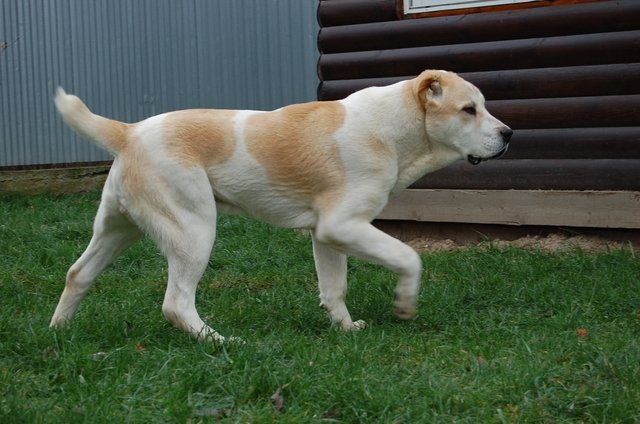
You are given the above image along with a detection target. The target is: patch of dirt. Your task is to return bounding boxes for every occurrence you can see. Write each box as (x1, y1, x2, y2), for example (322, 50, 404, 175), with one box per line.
(406, 233, 631, 253)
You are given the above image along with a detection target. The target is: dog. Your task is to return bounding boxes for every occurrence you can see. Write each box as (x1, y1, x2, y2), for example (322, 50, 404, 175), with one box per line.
(50, 70, 512, 342)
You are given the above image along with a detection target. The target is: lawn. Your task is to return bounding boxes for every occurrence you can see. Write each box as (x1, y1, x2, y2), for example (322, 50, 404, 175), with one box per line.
(1, 192, 639, 423)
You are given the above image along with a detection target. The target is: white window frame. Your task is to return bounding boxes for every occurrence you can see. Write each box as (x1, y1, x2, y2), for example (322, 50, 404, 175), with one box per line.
(404, 0, 539, 14)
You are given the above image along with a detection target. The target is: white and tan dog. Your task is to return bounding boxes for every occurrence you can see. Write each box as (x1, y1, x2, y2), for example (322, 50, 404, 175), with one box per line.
(50, 70, 512, 342)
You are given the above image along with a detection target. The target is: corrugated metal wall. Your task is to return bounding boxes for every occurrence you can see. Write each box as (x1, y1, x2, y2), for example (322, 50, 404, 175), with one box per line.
(0, 0, 319, 167)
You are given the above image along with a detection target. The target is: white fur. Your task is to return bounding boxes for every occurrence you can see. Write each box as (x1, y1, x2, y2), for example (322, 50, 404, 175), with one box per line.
(50, 70, 511, 342)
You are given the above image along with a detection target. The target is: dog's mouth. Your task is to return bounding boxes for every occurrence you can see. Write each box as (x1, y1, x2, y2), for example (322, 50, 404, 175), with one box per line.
(467, 155, 483, 165)
(467, 146, 508, 165)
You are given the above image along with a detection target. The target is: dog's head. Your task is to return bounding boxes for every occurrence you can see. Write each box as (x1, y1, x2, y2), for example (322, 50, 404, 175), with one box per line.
(413, 70, 512, 165)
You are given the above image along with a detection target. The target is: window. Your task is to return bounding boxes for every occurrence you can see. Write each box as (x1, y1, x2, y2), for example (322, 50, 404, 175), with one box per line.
(404, 0, 539, 14)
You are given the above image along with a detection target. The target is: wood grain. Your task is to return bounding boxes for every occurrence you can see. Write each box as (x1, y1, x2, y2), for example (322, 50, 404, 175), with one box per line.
(378, 189, 640, 228)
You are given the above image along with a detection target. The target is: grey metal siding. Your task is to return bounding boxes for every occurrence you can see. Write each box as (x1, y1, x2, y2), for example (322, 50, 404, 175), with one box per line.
(0, 0, 319, 167)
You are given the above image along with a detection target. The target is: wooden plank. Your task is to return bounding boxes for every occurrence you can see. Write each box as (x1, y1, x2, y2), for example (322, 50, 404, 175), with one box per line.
(318, 76, 408, 101)
(321, 88, 640, 130)
(319, 0, 640, 54)
(412, 159, 640, 191)
(466, 64, 640, 101)
(488, 95, 640, 129)
(318, 31, 640, 80)
(378, 189, 640, 228)
(0, 165, 111, 195)
(503, 128, 640, 160)
(318, 64, 640, 101)
(317, 0, 398, 28)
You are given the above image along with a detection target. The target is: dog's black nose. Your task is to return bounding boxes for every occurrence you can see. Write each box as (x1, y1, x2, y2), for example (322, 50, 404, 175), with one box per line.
(501, 128, 513, 143)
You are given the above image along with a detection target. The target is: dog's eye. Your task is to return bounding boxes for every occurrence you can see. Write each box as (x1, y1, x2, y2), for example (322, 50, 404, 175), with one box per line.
(463, 106, 476, 116)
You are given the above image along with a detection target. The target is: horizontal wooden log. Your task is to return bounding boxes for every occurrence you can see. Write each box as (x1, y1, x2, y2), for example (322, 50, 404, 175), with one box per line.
(318, 76, 407, 101)
(317, 0, 398, 28)
(319, 0, 640, 54)
(319, 91, 640, 129)
(503, 128, 640, 160)
(318, 64, 640, 101)
(317, 75, 404, 100)
(377, 189, 640, 228)
(466, 64, 640, 100)
(487, 95, 640, 129)
(411, 159, 640, 191)
(318, 31, 640, 80)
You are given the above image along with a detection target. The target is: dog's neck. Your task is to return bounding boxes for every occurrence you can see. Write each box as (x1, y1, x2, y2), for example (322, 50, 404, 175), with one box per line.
(347, 81, 462, 193)
(392, 145, 460, 193)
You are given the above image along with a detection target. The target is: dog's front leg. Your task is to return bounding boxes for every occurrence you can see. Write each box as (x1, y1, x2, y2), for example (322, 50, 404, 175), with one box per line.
(315, 219, 422, 321)
(311, 233, 366, 330)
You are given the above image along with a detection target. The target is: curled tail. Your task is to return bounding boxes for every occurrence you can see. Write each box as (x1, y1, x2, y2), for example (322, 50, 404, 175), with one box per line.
(54, 87, 128, 155)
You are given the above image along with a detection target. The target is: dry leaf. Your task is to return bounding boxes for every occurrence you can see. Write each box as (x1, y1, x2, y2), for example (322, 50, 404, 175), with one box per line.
(135, 342, 147, 352)
(42, 346, 58, 360)
(270, 388, 284, 411)
(576, 327, 588, 338)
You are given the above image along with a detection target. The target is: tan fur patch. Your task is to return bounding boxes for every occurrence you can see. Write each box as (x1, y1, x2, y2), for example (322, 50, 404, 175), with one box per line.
(163, 110, 236, 167)
(119, 134, 178, 226)
(245, 102, 346, 207)
(102, 120, 130, 151)
(99, 119, 129, 152)
(410, 70, 466, 114)
(367, 137, 394, 159)
(408, 73, 431, 113)
(410, 71, 478, 120)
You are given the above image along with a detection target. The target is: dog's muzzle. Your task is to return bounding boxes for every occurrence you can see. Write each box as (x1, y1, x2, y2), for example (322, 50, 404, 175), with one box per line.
(467, 127, 513, 165)
(467, 146, 508, 165)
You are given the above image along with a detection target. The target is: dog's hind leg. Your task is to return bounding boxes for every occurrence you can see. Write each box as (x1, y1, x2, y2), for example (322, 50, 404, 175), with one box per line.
(159, 216, 222, 341)
(311, 233, 366, 330)
(50, 190, 142, 327)
(144, 182, 230, 342)
(161, 217, 236, 342)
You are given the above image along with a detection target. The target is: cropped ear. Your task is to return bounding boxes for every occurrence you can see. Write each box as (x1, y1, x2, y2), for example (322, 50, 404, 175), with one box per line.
(413, 71, 443, 112)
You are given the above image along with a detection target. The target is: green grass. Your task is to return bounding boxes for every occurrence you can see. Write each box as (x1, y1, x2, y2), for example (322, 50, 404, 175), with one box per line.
(1, 192, 639, 423)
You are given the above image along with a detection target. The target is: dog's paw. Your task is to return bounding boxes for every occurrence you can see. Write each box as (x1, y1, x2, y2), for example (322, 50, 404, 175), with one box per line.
(352, 320, 367, 330)
(211, 335, 246, 345)
(203, 331, 245, 345)
(394, 292, 417, 319)
(225, 335, 246, 345)
(393, 302, 417, 320)
(341, 319, 367, 331)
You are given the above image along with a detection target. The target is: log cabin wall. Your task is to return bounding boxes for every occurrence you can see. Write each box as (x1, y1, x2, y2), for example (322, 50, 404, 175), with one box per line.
(317, 0, 640, 229)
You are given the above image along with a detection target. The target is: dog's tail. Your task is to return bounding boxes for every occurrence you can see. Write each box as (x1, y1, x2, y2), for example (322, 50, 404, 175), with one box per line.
(54, 87, 128, 155)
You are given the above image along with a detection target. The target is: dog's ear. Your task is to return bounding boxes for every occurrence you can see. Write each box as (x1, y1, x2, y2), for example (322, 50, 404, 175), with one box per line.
(414, 71, 443, 111)
(427, 80, 442, 98)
